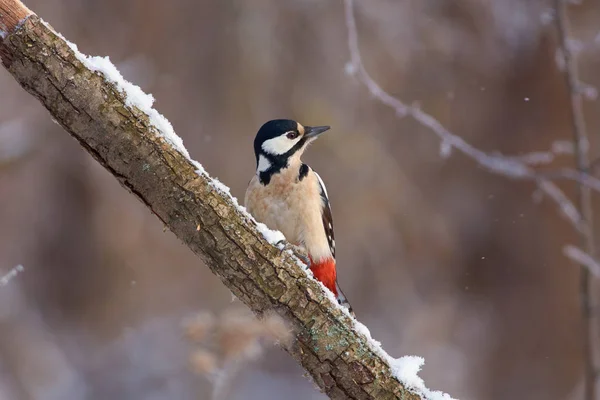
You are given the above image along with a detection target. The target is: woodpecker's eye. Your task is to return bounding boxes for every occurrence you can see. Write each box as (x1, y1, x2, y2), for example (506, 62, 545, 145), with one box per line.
(286, 131, 299, 140)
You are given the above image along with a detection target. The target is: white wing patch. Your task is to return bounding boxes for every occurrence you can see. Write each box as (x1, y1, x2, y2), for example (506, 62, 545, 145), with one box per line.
(315, 171, 328, 198)
(314, 171, 336, 258)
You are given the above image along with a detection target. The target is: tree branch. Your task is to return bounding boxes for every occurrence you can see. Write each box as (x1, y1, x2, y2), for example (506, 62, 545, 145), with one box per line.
(0, 265, 24, 286)
(553, 1, 598, 398)
(0, 1, 454, 399)
(344, 2, 600, 396)
(343, 0, 591, 235)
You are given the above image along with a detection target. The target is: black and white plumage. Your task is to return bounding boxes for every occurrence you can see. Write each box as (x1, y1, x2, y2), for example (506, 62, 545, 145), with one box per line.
(244, 119, 353, 314)
(315, 171, 336, 259)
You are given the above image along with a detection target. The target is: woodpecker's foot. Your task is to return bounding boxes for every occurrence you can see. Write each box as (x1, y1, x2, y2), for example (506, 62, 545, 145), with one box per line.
(276, 240, 310, 269)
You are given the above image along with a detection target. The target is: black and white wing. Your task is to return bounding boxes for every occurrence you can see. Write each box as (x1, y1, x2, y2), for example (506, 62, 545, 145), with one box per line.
(314, 171, 335, 259)
(315, 171, 354, 314)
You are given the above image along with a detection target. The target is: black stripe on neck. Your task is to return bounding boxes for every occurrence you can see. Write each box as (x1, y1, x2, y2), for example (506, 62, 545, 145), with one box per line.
(256, 137, 307, 185)
(298, 163, 309, 181)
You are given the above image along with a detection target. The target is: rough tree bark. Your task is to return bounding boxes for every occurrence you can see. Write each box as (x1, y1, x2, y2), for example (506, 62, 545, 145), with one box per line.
(0, 1, 439, 399)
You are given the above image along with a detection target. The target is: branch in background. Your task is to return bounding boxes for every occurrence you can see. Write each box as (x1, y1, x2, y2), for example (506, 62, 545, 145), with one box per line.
(554, 1, 598, 399)
(564, 246, 600, 278)
(343, 0, 592, 235)
(344, 1, 600, 398)
(535, 168, 600, 191)
(185, 309, 293, 400)
(507, 139, 573, 166)
(0, 1, 455, 399)
(0, 265, 24, 286)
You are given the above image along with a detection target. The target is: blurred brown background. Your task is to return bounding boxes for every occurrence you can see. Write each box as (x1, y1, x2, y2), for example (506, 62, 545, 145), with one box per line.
(2, 0, 600, 399)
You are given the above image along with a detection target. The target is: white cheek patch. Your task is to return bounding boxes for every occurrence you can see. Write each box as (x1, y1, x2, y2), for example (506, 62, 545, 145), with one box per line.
(257, 155, 271, 172)
(262, 134, 300, 155)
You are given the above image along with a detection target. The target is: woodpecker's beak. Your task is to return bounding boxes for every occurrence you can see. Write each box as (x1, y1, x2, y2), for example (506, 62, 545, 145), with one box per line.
(304, 125, 330, 140)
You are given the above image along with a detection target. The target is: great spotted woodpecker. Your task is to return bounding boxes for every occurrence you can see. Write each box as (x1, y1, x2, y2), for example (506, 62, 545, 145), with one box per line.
(244, 119, 353, 315)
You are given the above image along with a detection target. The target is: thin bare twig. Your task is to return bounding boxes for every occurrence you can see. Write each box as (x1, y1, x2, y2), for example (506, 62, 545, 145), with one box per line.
(554, 0, 597, 398)
(342, 0, 588, 234)
(564, 245, 600, 278)
(505, 140, 573, 166)
(344, 2, 599, 396)
(536, 168, 600, 191)
(0, 265, 24, 286)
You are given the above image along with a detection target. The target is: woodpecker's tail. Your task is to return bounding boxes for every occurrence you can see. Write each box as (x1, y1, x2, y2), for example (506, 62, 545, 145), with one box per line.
(335, 281, 354, 317)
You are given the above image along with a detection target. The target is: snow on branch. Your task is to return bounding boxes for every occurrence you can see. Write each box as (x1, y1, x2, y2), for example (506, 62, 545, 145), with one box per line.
(342, 0, 598, 235)
(0, 1, 454, 399)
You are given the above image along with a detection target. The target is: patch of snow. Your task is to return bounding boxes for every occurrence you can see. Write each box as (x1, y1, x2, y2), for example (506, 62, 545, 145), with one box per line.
(43, 20, 189, 159)
(353, 321, 379, 345)
(255, 222, 285, 245)
(191, 160, 206, 175)
(313, 279, 354, 318)
(391, 356, 426, 389)
(351, 321, 456, 400)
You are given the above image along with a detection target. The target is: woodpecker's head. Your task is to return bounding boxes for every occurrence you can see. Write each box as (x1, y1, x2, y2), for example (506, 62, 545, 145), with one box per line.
(253, 119, 330, 183)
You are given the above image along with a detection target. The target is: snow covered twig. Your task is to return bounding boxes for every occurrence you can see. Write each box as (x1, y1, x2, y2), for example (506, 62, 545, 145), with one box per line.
(0, 1, 454, 399)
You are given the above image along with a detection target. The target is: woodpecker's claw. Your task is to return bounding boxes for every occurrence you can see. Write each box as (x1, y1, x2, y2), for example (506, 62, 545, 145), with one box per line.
(276, 240, 310, 269)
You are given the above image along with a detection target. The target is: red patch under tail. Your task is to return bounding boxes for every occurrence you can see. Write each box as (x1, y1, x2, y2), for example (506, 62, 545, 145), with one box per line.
(309, 256, 337, 296)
